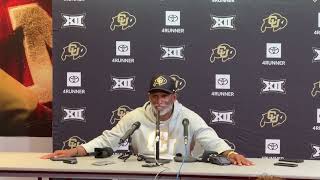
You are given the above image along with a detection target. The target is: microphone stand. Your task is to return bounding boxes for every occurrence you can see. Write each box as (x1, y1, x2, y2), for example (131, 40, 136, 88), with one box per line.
(118, 135, 133, 162)
(144, 110, 170, 165)
(155, 111, 160, 161)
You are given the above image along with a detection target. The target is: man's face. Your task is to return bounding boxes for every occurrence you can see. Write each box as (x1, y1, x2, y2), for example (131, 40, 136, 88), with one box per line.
(149, 91, 176, 116)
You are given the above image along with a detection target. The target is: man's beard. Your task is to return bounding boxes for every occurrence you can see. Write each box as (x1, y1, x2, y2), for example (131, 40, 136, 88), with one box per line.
(151, 103, 173, 116)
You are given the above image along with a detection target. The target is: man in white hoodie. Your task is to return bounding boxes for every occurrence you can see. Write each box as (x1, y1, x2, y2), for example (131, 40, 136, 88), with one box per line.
(42, 74, 253, 166)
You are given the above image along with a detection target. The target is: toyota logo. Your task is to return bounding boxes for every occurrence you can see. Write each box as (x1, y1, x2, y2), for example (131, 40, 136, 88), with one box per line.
(69, 76, 80, 83)
(267, 143, 279, 150)
(168, 15, 178, 22)
(118, 45, 128, 52)
(268, 47, 279, 54)
(217, 78, 228, 85)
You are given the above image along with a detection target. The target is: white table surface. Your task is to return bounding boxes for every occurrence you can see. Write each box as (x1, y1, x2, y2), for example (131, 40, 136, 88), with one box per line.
(0, 152, 319, 179)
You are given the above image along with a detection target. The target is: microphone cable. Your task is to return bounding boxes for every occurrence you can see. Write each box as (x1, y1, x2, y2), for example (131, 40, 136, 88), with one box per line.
(176, 144, 187, 180)
(154, 110, 160, 165)
(153, 166, 169, 180)
(153, 141, 160, 166)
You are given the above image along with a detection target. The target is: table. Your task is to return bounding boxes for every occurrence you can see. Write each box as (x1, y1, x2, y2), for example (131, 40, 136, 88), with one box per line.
(0, 152, 319, 179)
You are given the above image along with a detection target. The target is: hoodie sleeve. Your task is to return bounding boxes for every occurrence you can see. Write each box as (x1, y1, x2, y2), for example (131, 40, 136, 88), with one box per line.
(190, 113, 232, 154)
(82, 111, 134, 153)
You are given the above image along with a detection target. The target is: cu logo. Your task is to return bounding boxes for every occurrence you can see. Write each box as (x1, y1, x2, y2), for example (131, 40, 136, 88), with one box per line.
(268, 47, 279, 54)
(168, 15, 178, 22)
(267, 143, 279, 150)
(118, 44, 128, 52)
(217, 78, 228, 85)
(69, 76, 80, 83)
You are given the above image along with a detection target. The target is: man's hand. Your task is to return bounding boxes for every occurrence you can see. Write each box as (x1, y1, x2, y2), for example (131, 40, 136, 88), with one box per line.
(228, 152, 254, 166)
(222, 150, 254, 166)
(40, 149, 75, 159)
(40, 146, 87, 159)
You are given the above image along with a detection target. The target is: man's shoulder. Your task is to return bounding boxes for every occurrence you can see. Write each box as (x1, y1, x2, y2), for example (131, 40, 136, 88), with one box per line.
(125, 106, 145, 116)
(179, 103, 202, 119)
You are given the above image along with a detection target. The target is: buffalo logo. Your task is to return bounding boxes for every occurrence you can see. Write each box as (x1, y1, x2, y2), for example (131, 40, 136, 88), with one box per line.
(62, 136, 86, 150)
(223, 139, 236, 150)
(61, 42, 87, 61)
(312, 47, 320, 63)
(170, 74, 186, 92)
(311, 144, 320, 159)
(110, 11, 136, 31)
(210, 43, 236, 63)
(210, 15, 236, 30)
(153, 76, 167, 87)
(311, 81, 320, 97)
(260, 108, 287, 127)
(260, 79, 286, 94)
(261, 13, 288, 33)
(110, 105, 133, 124)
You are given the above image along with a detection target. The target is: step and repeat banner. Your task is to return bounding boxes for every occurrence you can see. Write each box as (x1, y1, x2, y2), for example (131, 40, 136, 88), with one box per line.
(53, 0, 320, 159)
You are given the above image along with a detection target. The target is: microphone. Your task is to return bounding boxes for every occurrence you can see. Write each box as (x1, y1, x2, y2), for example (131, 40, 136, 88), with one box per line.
(156, 110, 160, 160)
(94, 147, 114, 158)
(200, 151, 231, 165)
(174, 153, 197, 162)
(200, 151, 218, 162)
(119, 121, 141, 144)
(182, 118, 189, 145)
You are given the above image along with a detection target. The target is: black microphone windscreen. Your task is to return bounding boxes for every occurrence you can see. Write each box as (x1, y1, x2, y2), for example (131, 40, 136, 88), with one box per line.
(174, 155, 198, 162)
(133, 121, 141, 128)
(105, 147, 114, 154)
(94, 147, 114, 158)
(182, 118, 189, 125)
(201, 151, 218, 162)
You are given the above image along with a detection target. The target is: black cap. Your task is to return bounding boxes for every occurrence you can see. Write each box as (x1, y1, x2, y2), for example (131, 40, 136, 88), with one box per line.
(149, 74, 176, 94)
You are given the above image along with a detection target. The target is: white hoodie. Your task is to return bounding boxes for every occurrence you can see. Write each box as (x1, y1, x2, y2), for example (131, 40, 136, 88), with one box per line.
(82, 100, 231, 158)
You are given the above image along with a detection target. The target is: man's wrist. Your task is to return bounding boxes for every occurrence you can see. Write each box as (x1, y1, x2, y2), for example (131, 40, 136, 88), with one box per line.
(226, 151, 238, 159)
(222, 150, 237, 158)
(74, 146, 83, 156)
(74, 146, 87, 156)
(75, 146, 80, 156)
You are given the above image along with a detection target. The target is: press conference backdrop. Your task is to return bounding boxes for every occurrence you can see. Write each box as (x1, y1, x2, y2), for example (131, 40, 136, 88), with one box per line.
(53, 0, 320, 159)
